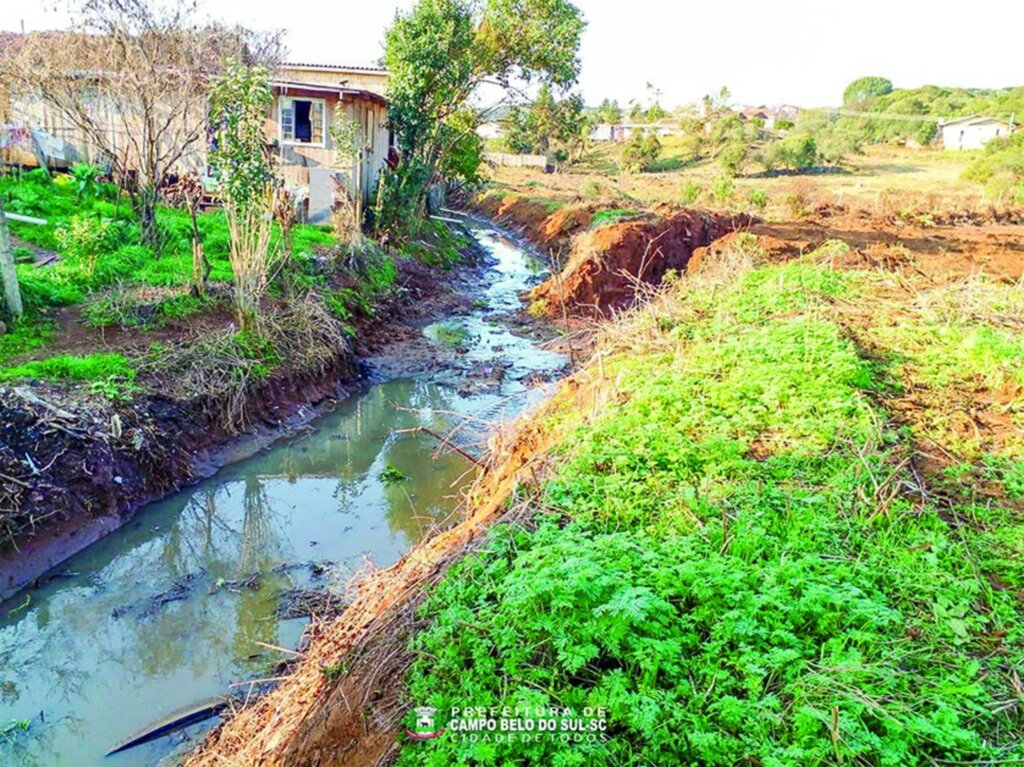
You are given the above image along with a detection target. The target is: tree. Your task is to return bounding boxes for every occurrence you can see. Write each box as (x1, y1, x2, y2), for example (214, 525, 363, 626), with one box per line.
(2, 0, 280, 250)
(0, 205, 22, 320)
(379, 0, 585, 235)
(620, 129, 660, 173)
(208, 60, 280, 331)
(843, 76, 894, 106)
(594, 98, 622, 124)
(504, 84, 587, 163)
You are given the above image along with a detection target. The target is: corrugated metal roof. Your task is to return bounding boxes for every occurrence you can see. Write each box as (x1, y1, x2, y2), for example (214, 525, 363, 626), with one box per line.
(282, 62, 387, 74)
(271, 80, 388, 105)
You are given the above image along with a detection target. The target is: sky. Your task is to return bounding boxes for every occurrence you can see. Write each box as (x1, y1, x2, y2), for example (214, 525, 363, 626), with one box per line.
(3, 0, 1023, 109)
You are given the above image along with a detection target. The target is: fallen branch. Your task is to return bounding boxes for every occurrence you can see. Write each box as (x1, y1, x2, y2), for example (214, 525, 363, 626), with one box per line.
(395, 426, 483, 466)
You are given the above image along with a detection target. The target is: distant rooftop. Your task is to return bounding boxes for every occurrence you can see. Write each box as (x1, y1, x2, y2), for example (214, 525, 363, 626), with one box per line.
(282, 62, 387, 74)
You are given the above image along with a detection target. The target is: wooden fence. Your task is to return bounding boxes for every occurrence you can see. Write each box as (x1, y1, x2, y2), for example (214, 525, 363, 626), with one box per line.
(483, 152, 553, 172)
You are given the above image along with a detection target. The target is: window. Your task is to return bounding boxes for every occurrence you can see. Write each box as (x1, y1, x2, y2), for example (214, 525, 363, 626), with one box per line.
(280, 98, 325, 145)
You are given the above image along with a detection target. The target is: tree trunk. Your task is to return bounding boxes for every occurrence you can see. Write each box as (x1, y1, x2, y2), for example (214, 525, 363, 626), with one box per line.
(135, 185, 162, 254)
(0, 205, 23, 319)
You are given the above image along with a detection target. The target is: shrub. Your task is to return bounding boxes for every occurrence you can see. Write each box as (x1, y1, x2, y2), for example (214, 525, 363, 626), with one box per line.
(679, 180, 703, 205)
(54, 215, 111, 278)
(718, 141, 748, 176)
(747, 187, 770, 211)
(709, 174, 735, 204)
(620, 129, 661, 173)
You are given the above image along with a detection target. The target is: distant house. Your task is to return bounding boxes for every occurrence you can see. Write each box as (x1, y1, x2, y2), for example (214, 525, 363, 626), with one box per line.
(269, 63, 390, 220)
(591, 119, 680, 142)
(476, 121, 504, 140)
(939, 115, 1015, 150)
(1, 43, 391, 221)
(733, 105, 801, 131)
(736, 106, 772, 127)
(589, 123, 616, 142)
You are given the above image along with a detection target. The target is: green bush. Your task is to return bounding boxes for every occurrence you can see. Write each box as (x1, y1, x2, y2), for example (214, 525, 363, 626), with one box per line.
(620, 129, 661, 173)
(399, 258, 1024, 767)
(679, 180, 703, 205)
(747, 187, 770, 211)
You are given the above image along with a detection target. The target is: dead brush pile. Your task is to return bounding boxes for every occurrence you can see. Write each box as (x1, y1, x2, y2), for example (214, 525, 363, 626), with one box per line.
(142, 292, 351, 432)
(0, 384, 190, 551)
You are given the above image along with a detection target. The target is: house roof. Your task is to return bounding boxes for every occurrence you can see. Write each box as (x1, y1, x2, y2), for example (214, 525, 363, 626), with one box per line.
(940, 114, 1012, 128)
(281, 62, 387, 75)
(271, 79, 387, 106)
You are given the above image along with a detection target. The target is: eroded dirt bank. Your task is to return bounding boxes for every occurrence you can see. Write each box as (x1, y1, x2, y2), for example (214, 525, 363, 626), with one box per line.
(0, 355, 353, 601)
(473, 192, 1024, 319)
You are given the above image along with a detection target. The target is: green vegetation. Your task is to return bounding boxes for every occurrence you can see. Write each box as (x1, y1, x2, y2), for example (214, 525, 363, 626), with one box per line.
(619, 129, 662, 173)
(381, 464, 409, 484)
(378, 0, 584, 236)
(964, 131, 1024, 203)
(589, 209, 643, 229)
(504, 84, 588, 165)
(0, 353, 137, 400)
(398, 249, 1024, 766)
(429, 321, 473, 350)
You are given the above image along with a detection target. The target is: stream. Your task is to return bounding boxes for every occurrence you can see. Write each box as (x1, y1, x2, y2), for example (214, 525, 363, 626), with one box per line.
(0, 224, 564, 767)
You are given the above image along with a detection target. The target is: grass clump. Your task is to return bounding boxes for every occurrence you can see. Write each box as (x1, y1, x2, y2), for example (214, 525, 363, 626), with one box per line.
(0, 353, 135, 383)
(398, 258, 1024, 767)
(589, 208, 643, 229)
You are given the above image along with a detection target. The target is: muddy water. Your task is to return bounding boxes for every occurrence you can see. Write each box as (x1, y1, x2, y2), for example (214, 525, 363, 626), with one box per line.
(0, 226, 564, 767)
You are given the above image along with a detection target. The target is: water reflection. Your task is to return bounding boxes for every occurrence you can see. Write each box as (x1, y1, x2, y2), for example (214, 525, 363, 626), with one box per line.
(0, 227, 566, 766)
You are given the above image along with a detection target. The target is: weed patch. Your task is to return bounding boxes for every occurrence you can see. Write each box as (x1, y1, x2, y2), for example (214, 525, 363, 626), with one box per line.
(399, 258, 1024, 767)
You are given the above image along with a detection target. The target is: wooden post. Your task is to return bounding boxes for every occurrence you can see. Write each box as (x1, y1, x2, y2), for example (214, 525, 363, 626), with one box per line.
(0, 204, 23, 319)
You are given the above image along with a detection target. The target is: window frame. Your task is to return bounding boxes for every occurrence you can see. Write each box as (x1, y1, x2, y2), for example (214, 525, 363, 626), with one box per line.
(279, 96, 327, 148)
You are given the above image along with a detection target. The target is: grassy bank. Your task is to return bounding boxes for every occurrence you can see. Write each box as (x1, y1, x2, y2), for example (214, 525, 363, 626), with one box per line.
(0, 168, 475, 550)
(396, 242, 1024, 765)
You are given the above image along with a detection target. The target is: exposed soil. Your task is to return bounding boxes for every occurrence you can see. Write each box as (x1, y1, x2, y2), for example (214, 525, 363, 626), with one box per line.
(528, 207, 754, 316)
(472, 192, 1024, 321)
(0, 353, 355, 600)
(182, 198, 1024, 767)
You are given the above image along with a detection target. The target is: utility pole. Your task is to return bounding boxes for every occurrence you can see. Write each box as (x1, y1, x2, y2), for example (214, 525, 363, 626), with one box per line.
(0, 204, 23, 319)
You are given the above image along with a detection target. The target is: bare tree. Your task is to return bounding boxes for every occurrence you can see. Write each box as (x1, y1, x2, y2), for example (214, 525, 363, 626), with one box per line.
(1, 0, 281, 251)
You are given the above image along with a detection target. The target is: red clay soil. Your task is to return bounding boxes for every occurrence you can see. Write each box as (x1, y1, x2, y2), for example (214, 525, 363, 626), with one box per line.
(529, 209, 755, 316)
(473, 194, 598, 252)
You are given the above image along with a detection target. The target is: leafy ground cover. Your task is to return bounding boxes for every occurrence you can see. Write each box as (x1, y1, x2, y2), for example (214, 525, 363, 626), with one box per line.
(397, 243, 1024, 766)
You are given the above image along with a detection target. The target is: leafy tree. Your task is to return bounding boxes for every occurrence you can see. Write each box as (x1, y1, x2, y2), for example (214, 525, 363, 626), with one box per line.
(379, 0, 585, 235)
(718, 141, 749, 176)
(594, 98, 622, 123)
(3, 0, 280, 251)
(504, 84, 588, 163)
(843, 76, 894, 106)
